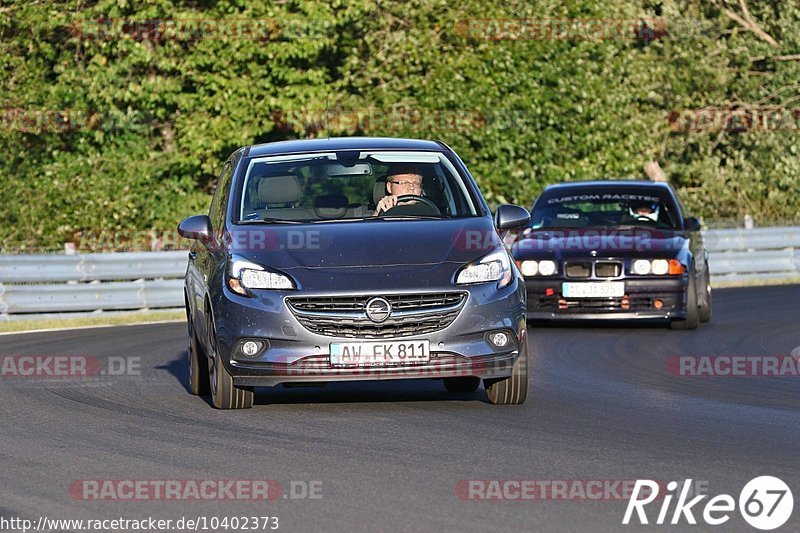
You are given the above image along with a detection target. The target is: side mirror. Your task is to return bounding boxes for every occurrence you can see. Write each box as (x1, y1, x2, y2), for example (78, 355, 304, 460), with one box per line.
(178, 215, 213, 242)
(684, 217, 701, 232)
(495, 204, 531, 230)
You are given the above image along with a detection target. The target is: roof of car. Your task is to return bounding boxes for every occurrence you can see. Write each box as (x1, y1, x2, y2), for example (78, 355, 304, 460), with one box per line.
(246, 137, 448, 158)
(542, 180, 674, 192)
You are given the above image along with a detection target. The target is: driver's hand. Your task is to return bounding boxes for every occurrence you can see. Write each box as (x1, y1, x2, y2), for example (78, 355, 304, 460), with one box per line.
(373, 195, 399, 215)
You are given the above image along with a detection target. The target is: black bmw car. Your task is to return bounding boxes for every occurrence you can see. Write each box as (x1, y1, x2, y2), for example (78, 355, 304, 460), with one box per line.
(178, 137, 531, 409)
(510, 180, 711, 329)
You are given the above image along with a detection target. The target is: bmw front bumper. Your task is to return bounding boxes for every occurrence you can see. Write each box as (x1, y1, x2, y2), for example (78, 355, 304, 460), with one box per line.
(524, 277, 689, 321)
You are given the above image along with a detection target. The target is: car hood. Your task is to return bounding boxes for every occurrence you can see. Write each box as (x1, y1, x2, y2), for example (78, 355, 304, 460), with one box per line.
(227, 218, 502, 270)
(512, 227, 689, 259)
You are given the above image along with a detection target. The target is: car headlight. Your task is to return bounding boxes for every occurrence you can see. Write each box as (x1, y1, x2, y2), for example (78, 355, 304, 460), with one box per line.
(228, 258, 295, 296)
(520, 260, 538, 276)
(632, 259, 651, 275)
(631, 259, 686, 276)
(538, 260, 557, 276)
(456, 246, 513, 288)
(651, 259, 669, 275)
(519, 259, 557, 277)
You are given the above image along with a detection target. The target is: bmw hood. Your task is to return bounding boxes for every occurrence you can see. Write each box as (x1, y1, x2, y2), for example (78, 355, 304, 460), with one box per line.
(512, 227, 689, 260)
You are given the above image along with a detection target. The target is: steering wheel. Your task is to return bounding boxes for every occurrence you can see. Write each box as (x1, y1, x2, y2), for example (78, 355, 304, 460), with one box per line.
(635, 215, 656, 223)
(396, 194, 440, 210)
(383, 194, 441, 215)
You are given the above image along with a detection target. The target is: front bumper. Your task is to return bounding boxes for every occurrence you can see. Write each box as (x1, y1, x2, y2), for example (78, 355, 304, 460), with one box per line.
(525, 277, 688, 320)
(230, 351, 520, 387)
(211, 280, 527, 386)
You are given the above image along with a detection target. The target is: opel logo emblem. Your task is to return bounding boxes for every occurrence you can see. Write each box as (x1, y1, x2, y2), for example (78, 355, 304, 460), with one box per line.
(365, 297, 392, 323)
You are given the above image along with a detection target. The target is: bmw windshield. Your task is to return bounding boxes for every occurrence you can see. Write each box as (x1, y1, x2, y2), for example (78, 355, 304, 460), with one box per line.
(529, 189, 682, 230)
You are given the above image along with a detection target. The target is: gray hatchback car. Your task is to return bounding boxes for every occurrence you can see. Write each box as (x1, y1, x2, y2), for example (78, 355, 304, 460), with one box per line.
(179, 137, 530, 409)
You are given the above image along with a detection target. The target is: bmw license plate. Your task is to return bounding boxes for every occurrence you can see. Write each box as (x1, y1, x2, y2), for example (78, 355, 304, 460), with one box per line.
(562, 282, 625, 298)
(330, 340, 430, 367)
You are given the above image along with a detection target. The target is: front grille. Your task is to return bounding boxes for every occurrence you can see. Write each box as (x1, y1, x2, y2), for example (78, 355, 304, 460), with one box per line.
(287, 292, 468, 338)
(595, 261, 622, 278)
(565, 262, 591, 278)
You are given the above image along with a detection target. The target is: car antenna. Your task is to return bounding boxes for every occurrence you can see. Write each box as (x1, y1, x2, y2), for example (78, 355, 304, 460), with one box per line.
(325, 95, 330, 140)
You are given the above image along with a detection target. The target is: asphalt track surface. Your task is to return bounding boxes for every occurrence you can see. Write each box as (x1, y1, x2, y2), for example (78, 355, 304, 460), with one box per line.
(1, 285, 799, 532)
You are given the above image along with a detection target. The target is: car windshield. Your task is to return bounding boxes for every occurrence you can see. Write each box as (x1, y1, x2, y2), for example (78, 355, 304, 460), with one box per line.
(238, 151, 478, 222)
(529, 189, 681, 230)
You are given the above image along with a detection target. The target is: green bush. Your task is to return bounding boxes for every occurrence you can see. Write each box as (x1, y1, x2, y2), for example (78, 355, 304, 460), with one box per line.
(1, 0, 798, 250)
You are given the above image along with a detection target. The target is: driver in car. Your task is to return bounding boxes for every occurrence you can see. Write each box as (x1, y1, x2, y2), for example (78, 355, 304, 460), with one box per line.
(373, 165, 425, 215)
(627, 200, 659, 223)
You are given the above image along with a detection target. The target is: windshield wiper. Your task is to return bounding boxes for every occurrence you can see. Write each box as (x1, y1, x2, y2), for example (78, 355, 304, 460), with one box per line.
(237, 218, 305, 225)
(376, 215, 443, 220)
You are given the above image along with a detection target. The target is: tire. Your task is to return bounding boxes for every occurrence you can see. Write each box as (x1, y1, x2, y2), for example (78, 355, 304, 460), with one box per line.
(186, 305, 209, 396)
(443, 377, 480, 393)
(671, 266, 699, 330)
(698, 263, 712, 323)
(484, 336, 529, 405)
(207, 314, 254, 409)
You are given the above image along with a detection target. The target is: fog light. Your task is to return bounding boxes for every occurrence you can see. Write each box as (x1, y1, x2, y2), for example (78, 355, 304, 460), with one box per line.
(488, 332, 510, 348)
(242, 341, 261, 357)
(654, 299, 663, 309)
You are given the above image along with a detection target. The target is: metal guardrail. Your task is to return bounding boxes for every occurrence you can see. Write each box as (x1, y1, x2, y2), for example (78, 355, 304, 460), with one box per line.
(0, 251, 187, 319)
(0, 251, 187, 283)
(0, 227, 797, 319)
(705, 226, 800, 284)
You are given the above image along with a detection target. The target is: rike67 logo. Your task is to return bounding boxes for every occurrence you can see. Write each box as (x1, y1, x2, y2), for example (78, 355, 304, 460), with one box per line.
(623, 476, 793, 530)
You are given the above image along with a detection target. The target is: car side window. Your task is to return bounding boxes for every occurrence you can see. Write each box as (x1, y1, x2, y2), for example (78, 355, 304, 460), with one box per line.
(209, 162, 234, 234)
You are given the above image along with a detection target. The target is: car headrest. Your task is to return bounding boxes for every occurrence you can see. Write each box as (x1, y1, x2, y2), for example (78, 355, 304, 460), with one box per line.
(422, 173, 444, 208)
(373, 177, 387, 205)
(553, 206, 587, 227)
(313, 194, 348, 219)
(258, 175, 302, 205)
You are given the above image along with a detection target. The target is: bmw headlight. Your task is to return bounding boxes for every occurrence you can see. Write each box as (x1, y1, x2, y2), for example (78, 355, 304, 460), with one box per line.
(632, 259, 652, 275)
(519, 259, 557, 277)
(227, 257, 295, 296)
(631, 259, 686, 276)
(456, 246, 513, 288)
(538, 260, 557, 276)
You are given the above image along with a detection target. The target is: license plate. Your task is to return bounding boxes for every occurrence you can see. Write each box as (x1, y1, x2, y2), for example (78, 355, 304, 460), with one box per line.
(562, 282, 625, 298)
(330, 340, 430, 367)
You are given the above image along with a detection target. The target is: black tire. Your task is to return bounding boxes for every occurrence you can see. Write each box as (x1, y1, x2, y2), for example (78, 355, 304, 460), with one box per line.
(671, 266, 699, 330)
(186, 305, 209, 396)
(443, 377, 480, 393)
(698, 263, 712, 323)
(207, 314, 254, 409)
(484, 336, 529, 405)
